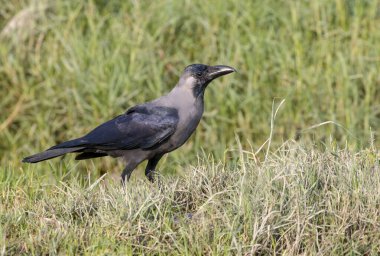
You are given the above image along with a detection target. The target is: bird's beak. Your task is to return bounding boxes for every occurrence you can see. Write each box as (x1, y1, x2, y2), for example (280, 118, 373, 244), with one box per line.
(207, 65, 236, 81)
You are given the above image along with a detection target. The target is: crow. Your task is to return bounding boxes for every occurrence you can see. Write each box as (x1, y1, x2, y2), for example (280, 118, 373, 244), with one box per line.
(23, 64, 236, 182)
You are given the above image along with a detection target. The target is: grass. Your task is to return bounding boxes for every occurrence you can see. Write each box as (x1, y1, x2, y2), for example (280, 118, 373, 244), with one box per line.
(1, 142, 379, 254)
(0, 0, 379, 254)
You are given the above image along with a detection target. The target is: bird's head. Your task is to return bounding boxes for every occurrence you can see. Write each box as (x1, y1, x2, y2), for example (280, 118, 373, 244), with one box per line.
(179, 64, 236, 97)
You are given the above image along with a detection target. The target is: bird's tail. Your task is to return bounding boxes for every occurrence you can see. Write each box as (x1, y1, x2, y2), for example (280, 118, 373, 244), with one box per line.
(22, 147, 83, 163)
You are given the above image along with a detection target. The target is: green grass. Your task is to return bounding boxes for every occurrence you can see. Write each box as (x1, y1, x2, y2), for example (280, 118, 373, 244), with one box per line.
(0, 0, 379, 254)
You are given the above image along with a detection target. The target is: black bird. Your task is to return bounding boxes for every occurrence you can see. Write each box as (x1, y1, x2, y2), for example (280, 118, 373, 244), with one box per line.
(23, 64, 236, 182)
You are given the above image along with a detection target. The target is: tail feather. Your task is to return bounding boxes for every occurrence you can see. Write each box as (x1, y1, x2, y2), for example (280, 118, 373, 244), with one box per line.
(22, 147, 84, 163)
(75, 152, 108, 160)
(49, 137, 87, 150)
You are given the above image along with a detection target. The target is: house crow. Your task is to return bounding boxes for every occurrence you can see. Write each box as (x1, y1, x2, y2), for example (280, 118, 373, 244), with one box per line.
(22, 64, 236, 182)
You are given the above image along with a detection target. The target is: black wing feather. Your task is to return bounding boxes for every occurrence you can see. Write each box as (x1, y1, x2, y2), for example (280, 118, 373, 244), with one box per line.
(50, 105, 179, 151)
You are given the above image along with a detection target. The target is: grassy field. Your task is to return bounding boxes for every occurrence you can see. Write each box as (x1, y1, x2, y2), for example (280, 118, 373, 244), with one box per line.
(1, 143, 379, 254)
(0, 0, 379, 254)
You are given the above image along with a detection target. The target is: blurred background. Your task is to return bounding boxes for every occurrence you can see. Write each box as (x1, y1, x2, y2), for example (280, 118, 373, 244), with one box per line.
(0, 0, 379, 177)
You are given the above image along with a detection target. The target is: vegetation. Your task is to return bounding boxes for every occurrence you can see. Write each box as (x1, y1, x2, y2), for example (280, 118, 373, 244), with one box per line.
(2, 142, 379, 254)
(0, 0, 379, 254)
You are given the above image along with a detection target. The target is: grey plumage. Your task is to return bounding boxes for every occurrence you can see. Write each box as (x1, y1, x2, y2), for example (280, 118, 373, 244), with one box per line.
(23, 64, 236, 182)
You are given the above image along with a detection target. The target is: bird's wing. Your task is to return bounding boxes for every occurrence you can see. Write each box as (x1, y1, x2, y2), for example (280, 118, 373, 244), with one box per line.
(50, 105, 179, 151)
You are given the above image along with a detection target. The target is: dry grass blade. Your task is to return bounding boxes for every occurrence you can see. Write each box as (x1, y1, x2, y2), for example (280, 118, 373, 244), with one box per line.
(0, 95, 24, 133)
(0, 4, 47, 38)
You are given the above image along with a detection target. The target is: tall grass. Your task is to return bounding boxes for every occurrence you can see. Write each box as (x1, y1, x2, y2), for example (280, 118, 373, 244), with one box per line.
(0, 0, 379, 168)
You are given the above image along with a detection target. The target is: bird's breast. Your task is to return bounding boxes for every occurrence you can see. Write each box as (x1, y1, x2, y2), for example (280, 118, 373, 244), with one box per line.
(165, 101, 204, 151)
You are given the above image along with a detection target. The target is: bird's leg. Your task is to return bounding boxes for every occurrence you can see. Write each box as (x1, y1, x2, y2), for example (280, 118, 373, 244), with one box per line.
(121, 163, 137, 186)
(145, 154, 163, 183)
(120, 171, 130, 187)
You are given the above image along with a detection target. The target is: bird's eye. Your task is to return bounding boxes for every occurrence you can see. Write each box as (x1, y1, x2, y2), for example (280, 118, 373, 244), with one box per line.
(195, 72, 202, 77)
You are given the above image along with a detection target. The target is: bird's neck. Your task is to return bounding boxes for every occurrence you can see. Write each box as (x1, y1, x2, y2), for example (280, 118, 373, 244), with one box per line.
(162, 85, 204, 116)
(170, 84, 203, 102)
